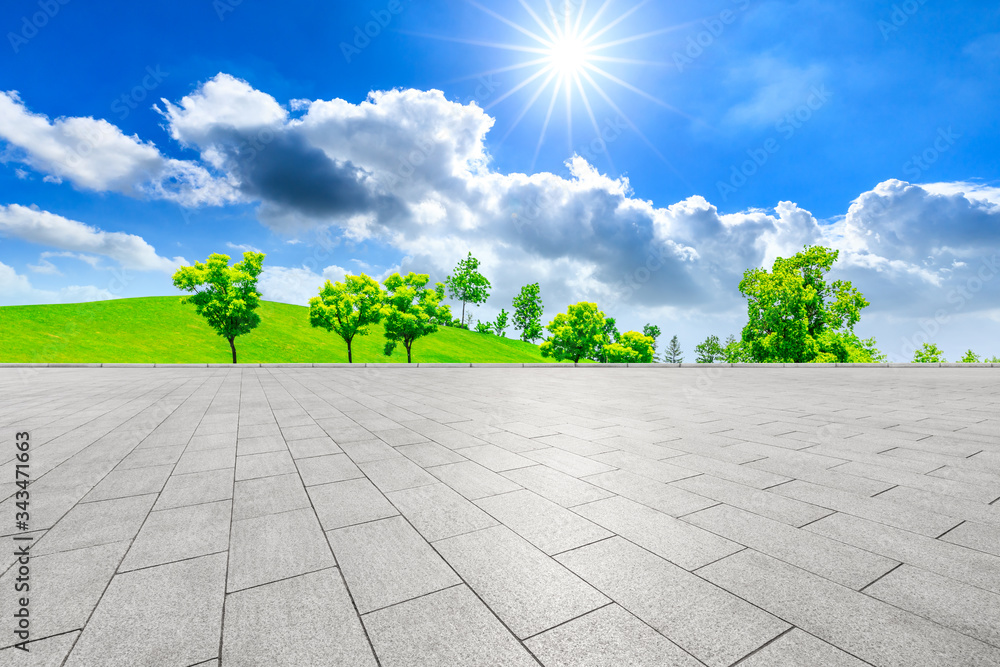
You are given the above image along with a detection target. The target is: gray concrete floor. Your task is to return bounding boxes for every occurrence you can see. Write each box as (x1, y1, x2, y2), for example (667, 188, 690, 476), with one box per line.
(1, 367, 999, 666)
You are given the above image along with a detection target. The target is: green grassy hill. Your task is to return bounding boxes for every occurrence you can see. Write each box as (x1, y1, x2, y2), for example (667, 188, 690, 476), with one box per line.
(0, 297, 554, 364)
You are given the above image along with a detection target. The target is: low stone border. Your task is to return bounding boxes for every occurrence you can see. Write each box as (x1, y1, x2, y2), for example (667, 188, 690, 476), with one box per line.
(0, 362, 995, 368)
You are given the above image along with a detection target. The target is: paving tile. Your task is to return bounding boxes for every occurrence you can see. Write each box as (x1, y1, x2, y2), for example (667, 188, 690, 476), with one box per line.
(458, 444, 535, 472)
(668, 453, 790, 489)
(396, 441, 467, 467)
(574, 496, 742, 570)
(522, 448, 616, 478)
(35, 494, 155, 556)
(309, 478, 399, 530)
(584, 470, 718, 517)
(121, 499, 230, 571)
(358, 456, 438, 492)
(339, 438, 402, 462)
(699, 549, 1000, 667)
(280, 424, 328, 441)
(806, 512, 1000, 595)
(364, 585, 537, 667)
(735, 628, 869, 667)
(386, 483, 497, 542)
(187, 432, 237, 451)
(832, 460, 999, 504)
(525, 604, 703, 667)
(771, 479, 960, 537)
(286, 436, 342, 459)
(671, 473, 831, 526)
(475, 489, 612, 555)
(556, 537, 788, 667)
(236, 434, 286, 455)
(155, 468, 234, 511)
(435, 525, 609, 638)
(501, 464, 613, 507)
(328, 516, 460, 613)
(234, 450, 296, 481)
(684, 504, 898, 589)
(371, 427, 427, 447)
(233, 472, 310, 520)
(876, 485, 1000, 527)
(295, 452, 363, 486)
(174, 446, 236, 475)
(117, 445, 185, 470)
(429, 461, 522, 499)
(480, 430, 549, 453)
(865, 564, 1000, 647)
(0, 631, 80, 666)
(535, 433, 616, 456)
(590, 450, 699, 483)
(228, 508, 335, 592)
(0, 541, 128, 646)
(941, 521, 1000, 556)
(223, 568, 376, 666)
(81, 464, 173, 503)
(65, 553, 226, 667)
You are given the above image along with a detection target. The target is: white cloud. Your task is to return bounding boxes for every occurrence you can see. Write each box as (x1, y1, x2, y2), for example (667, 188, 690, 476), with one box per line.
(0, 261, 115, 306)
(258, 264, 349, 306)
(0, 90, 238, 206)
(225, 242, 263, 254)
(0, 204, 185, 272)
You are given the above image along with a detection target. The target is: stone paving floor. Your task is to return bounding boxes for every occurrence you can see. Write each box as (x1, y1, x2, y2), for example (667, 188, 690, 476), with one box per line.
(0, 366, 998, 666)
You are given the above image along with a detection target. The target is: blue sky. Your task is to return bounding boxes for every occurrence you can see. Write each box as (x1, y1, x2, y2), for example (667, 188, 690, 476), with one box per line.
(1, 0, 999, 360)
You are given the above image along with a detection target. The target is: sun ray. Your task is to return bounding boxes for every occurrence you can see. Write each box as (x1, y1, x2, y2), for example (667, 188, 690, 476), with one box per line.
(467, 0, 552, 47)
(517, 0, 560, 43)
(531, 76, 564, 171)
(580, 0, 615, 38)
(588, 55, 673, 67)
(583, 0, 650, 46)
(584, 62, 691, 118)
(501, 69, 560, 144)
(588, 22, 696, 51)
(572, 0, 589, 35)
(398, 31, 550, 55)
(443, 57, 553, 85)
(485, 64, 554, 110)
(574, 71, 616, 173)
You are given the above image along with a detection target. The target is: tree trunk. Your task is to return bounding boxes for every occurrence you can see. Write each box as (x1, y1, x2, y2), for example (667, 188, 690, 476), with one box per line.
(347, 339, 353, 364)
(461, 300, 466, 326)
(229, 337, 237, 364)
(406, 341, 412, 364)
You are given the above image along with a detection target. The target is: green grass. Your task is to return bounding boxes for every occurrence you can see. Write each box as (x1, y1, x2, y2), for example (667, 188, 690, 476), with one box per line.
(0, 296, 556, 364)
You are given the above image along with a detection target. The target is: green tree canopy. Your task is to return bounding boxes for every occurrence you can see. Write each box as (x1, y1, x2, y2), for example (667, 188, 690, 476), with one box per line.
(444, 252, 491, 324)
(540, 302, 609, 363)
(913, 343, 946, 363)
(739, 245, 883, 363)
(493, 308, 510, 337)
(604, 330, 656, 364)
(512, 283, 544, 342)
(959, 349, 980, 363)
(695, 335, 724, 363)
(308, 274, 384, 363)
(172, 251, 265, 364)
(382, 272, 445, 363)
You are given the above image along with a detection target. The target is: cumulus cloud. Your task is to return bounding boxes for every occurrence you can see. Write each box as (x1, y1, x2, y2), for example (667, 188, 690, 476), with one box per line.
(0, 90, 238, 205)
(258, 264, 349, 305)
(0, 204, 185, 272)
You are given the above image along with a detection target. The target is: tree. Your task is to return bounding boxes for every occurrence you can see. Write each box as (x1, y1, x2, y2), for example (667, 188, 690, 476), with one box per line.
(512, 283, 544, 342)
(444, 252, 491, 325)
(382, 272, 446, 363)
(475, 320, 493, 334)
(695, 335, 724, 363)
(722, 334, 751, 363)
(664, 335, 683, 363)
(912, 343, 946, 363)
(308, 274, 384, 364)
(959, 349, 980, 363)
(604, 330, 656, 363)
(599, 317, 621, 362)
(493, 308, 510, 337)
(643, 324, 661, 359)
(540, 302, 609, 363)
(738, 245, 883, 363)
(173, 252, 265, 364)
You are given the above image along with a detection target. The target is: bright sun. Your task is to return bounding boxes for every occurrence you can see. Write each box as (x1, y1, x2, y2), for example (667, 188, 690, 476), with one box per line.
(548, 34, 590, 76)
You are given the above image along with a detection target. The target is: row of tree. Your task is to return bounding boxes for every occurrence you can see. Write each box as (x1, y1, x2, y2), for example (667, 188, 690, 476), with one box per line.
(173, 246, 994, 364)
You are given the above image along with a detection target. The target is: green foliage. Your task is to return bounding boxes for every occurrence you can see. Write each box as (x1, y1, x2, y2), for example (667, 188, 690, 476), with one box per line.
(987, 356, 1000, 363)
(643, 323, 662, 360)
(308, 274, 384, 364)
(695, 335, 724, 363)
(493, 308, 510, 337)
(512, 283, 544, 342)
(738, 245, 880, 363)
(603, 330, 656, 363)
(172, 251, 265, 364)
(722, 334, 751, 363)
(475, 320, 493, 334)
(912, 343, 946, 363)
(664, 335, 683, 363)
(540, 302, 609, 363)
(959, 349, 981, 363)
(382, 272, 446, 363)
(599, 317, 621, 362)
(444, 252, 491, 323)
